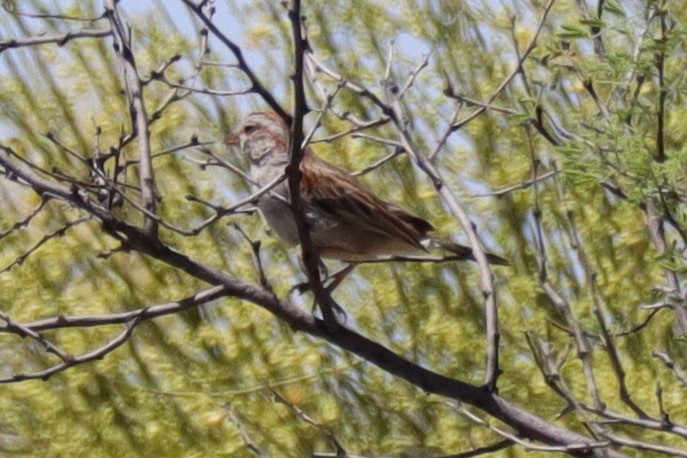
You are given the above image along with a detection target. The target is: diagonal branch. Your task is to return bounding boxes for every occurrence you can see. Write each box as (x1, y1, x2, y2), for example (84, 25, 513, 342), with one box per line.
(306, 42, 508, 388)
(0, 141, 629, 454)
(179, 0, 289, 121)
(445, 0, 557, 134)
(0, 195, 50, 239)
(1, 216, 90, 273)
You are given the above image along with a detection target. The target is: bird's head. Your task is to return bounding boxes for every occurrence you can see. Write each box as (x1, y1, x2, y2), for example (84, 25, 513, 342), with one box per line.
(226, 111, 290, 166)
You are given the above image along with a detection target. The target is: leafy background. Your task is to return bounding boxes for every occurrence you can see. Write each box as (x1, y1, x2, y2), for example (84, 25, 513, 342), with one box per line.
(1, 0, 686, 456)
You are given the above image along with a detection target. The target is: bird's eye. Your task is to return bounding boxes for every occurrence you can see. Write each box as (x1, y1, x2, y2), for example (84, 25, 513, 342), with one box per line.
(244, 124, 256, 134)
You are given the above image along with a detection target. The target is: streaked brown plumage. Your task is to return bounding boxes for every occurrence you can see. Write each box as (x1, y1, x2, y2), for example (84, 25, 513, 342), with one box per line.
(227, 111, 508, 266)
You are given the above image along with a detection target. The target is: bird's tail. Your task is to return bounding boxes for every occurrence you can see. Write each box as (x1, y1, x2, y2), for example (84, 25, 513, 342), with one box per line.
(424, 237, 509, 266)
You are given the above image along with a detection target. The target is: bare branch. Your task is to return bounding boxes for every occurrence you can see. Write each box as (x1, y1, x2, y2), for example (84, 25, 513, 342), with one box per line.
(184, 173, 285, 235)
(272, 389, 346, 456)
(533, 173, 603, 410)
(456, 404, 612, 454)
(388, 97, 504, 390)
(1, 3, 104, 21)
(0, 311, 71, 362)
(0, 137, 632, 454)
(1, 216, 90, 273)
(0, 28, 111, 53)
(0, 285, 229, 334)
(447, 0, 557, 133)
(179, 0, 288, 121)
(105, 0, 157, 236)
(122, 138, 215, 172)
(397, 50, 432, 99)
(224, 403, 268, 458)
(0, 195, 50, 240)
(310, 116, 390, 144)
(231, 224, 272, 292)
(0, 318, 142, 384)
(652, 351, 687, 386)
(601, 432, 687, 457)
(472, 170, 561, 198)
(286, 1, 341, 333)
(588, 406, 687, 439)
(612, 308, 664, 337)
(645, 201, 687, 332)
(525, 332, 580, 411)
(351, 148, 402, 177)
(445, 439, 514, 458)
(153, 74, 253, 97)
(564, 209, 648, 418)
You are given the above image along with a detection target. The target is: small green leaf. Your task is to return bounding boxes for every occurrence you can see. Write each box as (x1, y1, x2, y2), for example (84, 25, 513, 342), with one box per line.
(603, 0, 626, 16)
(558, 24, 590, 39)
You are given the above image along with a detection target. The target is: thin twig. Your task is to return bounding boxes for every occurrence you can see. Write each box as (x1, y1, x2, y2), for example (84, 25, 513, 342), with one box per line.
(472, 170, 560, 198)
(0, 28, 111, 53)
(600, 432, 687, 457)
(310, 117, 390, 144)
(0, 285, 229, 334)
(224, 403, 268, 458)
(652, 351, 687, 386)
(351, 148, 402, 177)
(1, 216, 90, 273)
(447, 0, 557, 132)
(0, 196, 50, 240)
(179, 0, 288, 121)
(0, 317, 140, 383)
(272, 389, 347, 456)
(1, 3, 103, 21)
(153, 75, 253, 97)
(588, 406, 687, 439)
(455, 404, 610, 453)
(185, 173, 285, 235)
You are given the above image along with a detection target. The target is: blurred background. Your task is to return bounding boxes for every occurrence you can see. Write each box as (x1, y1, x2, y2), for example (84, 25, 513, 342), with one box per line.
(0, 0, 685, 456)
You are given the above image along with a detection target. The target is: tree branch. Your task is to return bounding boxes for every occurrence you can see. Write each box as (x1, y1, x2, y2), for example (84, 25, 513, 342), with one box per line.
(105, 0, 157, 237)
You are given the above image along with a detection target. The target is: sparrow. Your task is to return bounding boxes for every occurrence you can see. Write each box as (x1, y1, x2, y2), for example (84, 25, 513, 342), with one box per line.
(226, 111, 508, 269)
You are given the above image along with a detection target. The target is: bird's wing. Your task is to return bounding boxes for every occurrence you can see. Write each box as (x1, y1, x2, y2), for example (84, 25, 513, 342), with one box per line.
(299, 152, 429, 251)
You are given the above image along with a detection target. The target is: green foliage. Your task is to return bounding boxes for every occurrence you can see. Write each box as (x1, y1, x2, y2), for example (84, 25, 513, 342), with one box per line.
(1, 0, 686, 456)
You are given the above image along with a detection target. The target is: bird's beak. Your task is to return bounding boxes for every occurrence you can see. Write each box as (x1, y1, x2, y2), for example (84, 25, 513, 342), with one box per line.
(225, 131, 239, 146)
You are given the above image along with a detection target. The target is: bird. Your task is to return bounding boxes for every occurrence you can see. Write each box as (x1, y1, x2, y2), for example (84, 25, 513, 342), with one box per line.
(226, 111, 507, 285)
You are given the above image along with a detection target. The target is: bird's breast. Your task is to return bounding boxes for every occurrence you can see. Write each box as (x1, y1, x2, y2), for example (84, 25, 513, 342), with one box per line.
(257, 194, 300, 245)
